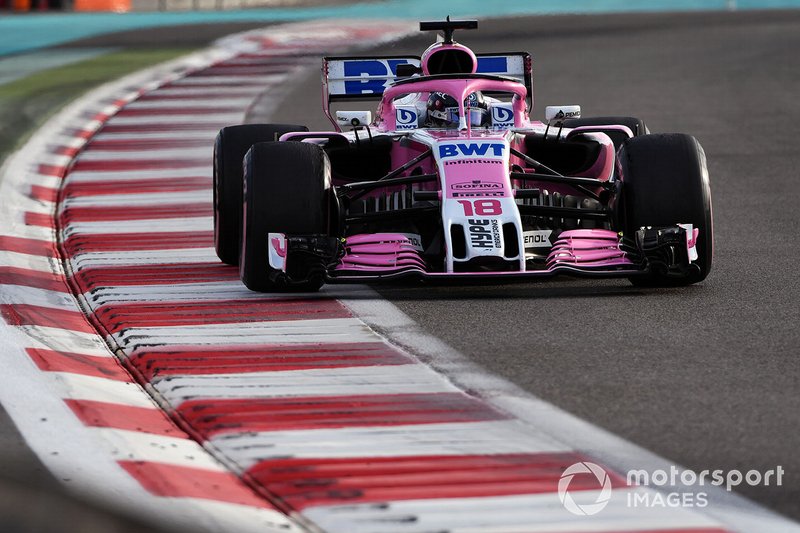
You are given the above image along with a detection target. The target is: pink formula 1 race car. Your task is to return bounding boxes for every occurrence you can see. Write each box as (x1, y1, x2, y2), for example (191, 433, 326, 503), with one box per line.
(213, 19, 712, 292)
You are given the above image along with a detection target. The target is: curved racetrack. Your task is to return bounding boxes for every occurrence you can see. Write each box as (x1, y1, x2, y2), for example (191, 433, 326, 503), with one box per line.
(1, 8, 798, 533)
(265, 10, 800, 519)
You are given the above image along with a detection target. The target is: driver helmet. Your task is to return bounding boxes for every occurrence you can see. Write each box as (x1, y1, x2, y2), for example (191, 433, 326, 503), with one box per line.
(464, 91, 490, 127)
(425, 92, 459, 128)
(425, 91, 490, 128)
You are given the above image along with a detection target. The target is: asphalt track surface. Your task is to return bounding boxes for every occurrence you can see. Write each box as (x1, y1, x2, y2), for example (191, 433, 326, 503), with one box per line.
(267, 10, 800, 520)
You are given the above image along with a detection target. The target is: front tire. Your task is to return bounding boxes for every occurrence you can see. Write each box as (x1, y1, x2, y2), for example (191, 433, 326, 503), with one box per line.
(213, 123, 307, 265)
(240, 142, 331, 292)
(617, 133, 713, 286)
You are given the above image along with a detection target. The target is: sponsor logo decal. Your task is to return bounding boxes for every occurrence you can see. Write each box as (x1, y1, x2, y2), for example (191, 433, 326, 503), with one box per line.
(523, 229, 552, 248)
(553, 109, 580, 120)
(491, 105, 515, 130)
(452, 180, 502, 190)
(678, 223, 699, 262)
(376, 236, 424, 251)
(332, 55, 521, 96)
(439, 142, 505, 159)
(268, 233, 287, 272)
(341, 59, 413, 95)
(451, 180, 507, 198)
(467, 218, 502, 249)
(395, 107, 418, 130)
(444, 159, 503, 166)
(399, 232, 424, 251)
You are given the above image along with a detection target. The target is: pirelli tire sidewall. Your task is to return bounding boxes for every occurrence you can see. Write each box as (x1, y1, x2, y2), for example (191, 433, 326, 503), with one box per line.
(213, 123, 308, 266)
(240, 141, 331, 292)
(617, 133, 714, 286)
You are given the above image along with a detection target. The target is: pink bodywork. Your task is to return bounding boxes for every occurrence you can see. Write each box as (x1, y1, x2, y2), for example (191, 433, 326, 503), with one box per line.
(379, 77, 529, 132)
(546, 229, 632, 268)
(336, 229, 634, 276)
(336, 234, 427, 272)
(435, 131, 512, 199)
(420, 42, 478, 76)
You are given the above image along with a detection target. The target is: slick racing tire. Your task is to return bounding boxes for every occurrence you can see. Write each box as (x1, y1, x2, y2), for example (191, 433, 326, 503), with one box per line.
(618, 133, 713, 286)
(239, 142, 330, 292)
(213, 123, 307, 266)
(562, 116, 648, 150)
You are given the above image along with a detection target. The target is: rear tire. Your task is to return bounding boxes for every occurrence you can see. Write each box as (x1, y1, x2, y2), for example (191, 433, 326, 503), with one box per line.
(563, 116, 648, 150)
(213, 123, 307, 265)
(617, 133, 713, 286)
(240, 142, 330, 292)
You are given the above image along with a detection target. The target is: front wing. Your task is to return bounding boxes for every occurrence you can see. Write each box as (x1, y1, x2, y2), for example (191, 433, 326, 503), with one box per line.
(269, 226, 701, 283)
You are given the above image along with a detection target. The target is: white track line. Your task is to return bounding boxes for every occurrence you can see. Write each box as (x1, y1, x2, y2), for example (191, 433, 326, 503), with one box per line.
(76, 147, 211, 160)
(90, 427, 228, 470)
(85, 281, 294, 304)
(153, 364, 460, 404)
(0, 251, 57, 272)
(64, 217, 212, 236)
(16, 326, 112, 356)
(71, 247, 219, 269)
(67, 168, 211, 183)
(63, 191, 210, 207)
(124, 98, 254, 109)
(169, 75, 281, 86)
(91, 130, 221, 141)
(111, 317, 381, 348)
(210, 420, 569, 464)
(106, 114, 241, 126)
(0, 286, 74, 309)
(51, 373, 156, 407)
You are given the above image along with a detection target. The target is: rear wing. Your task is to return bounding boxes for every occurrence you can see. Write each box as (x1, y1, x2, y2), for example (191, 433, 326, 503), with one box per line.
(322, 53, 533, 128)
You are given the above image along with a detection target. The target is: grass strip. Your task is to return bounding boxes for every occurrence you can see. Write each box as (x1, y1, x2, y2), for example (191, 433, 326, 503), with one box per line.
(0, 47, 196, 166)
